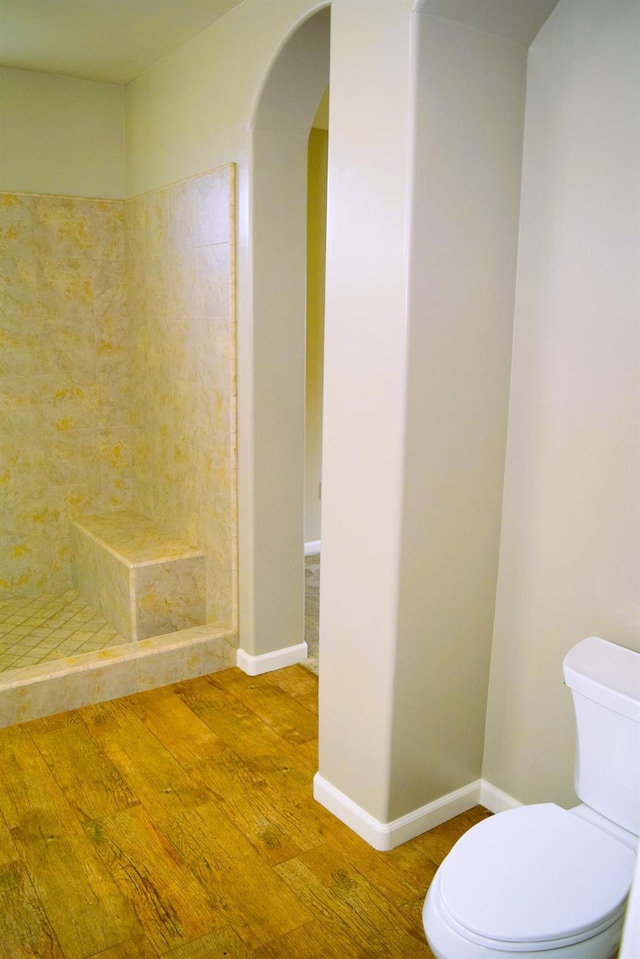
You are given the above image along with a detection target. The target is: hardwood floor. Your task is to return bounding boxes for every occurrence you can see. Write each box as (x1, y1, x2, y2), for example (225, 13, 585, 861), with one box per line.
(0, 664, 490, 958)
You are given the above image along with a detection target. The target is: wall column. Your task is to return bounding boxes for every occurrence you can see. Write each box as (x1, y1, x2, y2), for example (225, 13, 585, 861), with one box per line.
(317, 0, 417, 824)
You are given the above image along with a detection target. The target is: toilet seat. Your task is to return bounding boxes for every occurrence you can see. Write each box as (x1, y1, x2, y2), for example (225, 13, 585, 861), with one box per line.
(437, 804, 635, 951)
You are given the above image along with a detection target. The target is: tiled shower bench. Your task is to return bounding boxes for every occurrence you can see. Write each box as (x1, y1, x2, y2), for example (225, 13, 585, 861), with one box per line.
(70, 509, 206, 642)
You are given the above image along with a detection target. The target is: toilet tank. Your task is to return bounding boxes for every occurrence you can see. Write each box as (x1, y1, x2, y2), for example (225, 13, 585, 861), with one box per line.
(563, 637, 640, 836)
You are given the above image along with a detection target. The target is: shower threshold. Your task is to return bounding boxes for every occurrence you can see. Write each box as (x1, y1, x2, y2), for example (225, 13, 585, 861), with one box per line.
(0, 589, 237, 729)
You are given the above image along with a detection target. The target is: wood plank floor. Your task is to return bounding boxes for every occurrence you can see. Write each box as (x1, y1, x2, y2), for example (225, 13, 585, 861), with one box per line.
(0, 665, 491, 958)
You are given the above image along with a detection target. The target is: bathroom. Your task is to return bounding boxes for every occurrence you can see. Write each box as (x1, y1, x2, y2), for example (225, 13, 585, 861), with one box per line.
(0, 0, 638, 886)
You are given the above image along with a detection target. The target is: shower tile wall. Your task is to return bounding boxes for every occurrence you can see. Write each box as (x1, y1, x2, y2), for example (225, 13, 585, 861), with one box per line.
(0, 168, 237, 632)
(126, 165, 237, 629)
(0, 193, 132, 598)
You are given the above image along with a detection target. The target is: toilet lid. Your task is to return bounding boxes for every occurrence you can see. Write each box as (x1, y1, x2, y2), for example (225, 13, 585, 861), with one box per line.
(439, 804, 636, 946)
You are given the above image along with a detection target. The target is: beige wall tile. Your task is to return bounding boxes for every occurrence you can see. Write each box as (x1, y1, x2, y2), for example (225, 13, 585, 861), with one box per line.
(7, 675, 68, 724)
(196, 169, 231, 246)
(0, 255, 37, 319)
(134, 555, 206, 640)
(0, 193, 131, 598)
(66, 660, 137, 710)
(1, 171, 236, 625)
(91, 202, 126, 262)
(36, 255, 94, 319)
(34, 196, 93, 260)
(127, 166, 237, 629)
(200, 633, 237, 674)
(0, 376, 40, 433)
(0, 193, 35, 249)
(195, 244, 230, 317)
(0, 315, 40, 377)
(135, 644, 203, 691)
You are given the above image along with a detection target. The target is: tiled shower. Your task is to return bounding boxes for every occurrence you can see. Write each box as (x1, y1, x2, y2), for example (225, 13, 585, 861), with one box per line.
(0, 166, 238, 724)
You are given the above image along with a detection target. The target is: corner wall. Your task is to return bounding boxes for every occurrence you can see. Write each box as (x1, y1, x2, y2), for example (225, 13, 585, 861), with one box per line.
(483, 0, 640, 806)
(318, 0, 418, 822)
(390, 13, 527, 820)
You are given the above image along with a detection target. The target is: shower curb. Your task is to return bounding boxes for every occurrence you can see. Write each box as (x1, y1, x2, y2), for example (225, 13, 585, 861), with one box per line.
(0, 624, 238, 728)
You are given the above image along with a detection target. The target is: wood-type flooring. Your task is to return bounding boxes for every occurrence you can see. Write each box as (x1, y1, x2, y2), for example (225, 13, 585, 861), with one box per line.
(0, 664, 491, 958)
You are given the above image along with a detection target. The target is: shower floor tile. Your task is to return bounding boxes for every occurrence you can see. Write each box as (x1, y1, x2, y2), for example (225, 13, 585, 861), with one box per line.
(0, 589, 125, 673)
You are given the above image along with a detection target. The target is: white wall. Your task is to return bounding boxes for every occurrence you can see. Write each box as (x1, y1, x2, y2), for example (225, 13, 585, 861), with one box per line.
(319, 0, 424, 823)
(0, 67, 125, 198)
(389, 13, 527, 819)
(249, 9, 330, 659)
(124, 0, 321, 195)
(483, 0, 640, 807)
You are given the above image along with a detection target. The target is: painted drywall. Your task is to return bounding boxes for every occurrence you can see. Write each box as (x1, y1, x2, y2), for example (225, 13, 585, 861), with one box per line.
(389, 13, 527, 820)
(483, 0, 640, 807)
(305, 126, 328, 544)
(422, 0, 560, 47)
(249, 9, 330, 660)
(0, 67, 125, 198)
(313, 88, 330, 131)
(124, 0, 321, 195)
(318, 0, 417, 822)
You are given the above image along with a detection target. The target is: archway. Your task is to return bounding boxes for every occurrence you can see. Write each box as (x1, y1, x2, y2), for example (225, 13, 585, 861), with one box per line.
(236, 7, 330, 673)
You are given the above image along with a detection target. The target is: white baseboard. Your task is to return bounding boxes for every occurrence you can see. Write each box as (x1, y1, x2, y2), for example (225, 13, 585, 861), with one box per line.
(304, 540, 321, 556)
(236, 642, 308, 676)
(312, 775, 523, 851)
(478, 780, 522, 814)
(313, 774, 484, 851)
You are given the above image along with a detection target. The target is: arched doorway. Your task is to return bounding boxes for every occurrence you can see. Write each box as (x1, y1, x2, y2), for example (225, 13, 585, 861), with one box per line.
(236, 6, 330, 673)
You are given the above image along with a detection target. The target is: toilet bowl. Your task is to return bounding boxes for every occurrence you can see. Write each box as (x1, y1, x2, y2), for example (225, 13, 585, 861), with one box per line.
(422, 638, 640, 959)
(423, 803, 636, 959)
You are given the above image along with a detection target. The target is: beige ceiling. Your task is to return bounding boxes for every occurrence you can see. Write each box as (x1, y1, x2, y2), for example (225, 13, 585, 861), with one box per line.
(0, 0, 246, 85)
(0, 0, 559, 87)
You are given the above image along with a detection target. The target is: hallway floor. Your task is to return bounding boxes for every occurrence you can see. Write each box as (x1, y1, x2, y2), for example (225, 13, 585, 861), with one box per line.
(0, 589, 124, 673)
(0, 663, 490, 957)
(303, 553, 319, 675)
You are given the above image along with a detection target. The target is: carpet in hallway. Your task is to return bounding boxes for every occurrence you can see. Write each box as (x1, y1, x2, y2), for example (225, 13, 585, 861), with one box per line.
(304, 553, 319, 674)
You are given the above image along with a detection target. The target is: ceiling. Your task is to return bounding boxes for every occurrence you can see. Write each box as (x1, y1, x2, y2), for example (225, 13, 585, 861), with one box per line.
(0, 0, 247, 85)
(0, 0, 559, 88)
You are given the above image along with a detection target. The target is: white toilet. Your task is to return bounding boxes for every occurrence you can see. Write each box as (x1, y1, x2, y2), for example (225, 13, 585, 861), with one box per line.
(423, 636, 640, 959)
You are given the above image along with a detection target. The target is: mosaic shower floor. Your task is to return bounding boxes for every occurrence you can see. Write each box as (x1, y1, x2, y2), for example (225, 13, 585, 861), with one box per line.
(0, 589, 125, 674)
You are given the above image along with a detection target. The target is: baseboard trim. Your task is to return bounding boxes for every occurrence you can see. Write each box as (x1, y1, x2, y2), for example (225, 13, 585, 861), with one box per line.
(312, 775, 524, 850)
(313, 774, 485, 851)
(236, 642, 308, 676)
(304, 540, 321, 556)
(478, 780, 522, 814)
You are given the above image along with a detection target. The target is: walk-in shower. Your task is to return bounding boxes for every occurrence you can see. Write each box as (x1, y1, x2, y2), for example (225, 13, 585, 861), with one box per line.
(0, 167, 238, 724)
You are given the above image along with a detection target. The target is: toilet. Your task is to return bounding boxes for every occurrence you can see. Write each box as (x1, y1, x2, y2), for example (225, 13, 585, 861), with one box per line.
(423, 636, 640, 959)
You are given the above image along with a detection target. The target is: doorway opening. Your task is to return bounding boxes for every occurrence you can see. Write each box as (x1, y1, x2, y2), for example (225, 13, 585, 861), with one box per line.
(238, 6, 330, 671)
(303, 89, 328, 674)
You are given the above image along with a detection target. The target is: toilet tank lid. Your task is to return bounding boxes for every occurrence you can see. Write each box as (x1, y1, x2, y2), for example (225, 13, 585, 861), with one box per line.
(563, 637, 640, 720)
